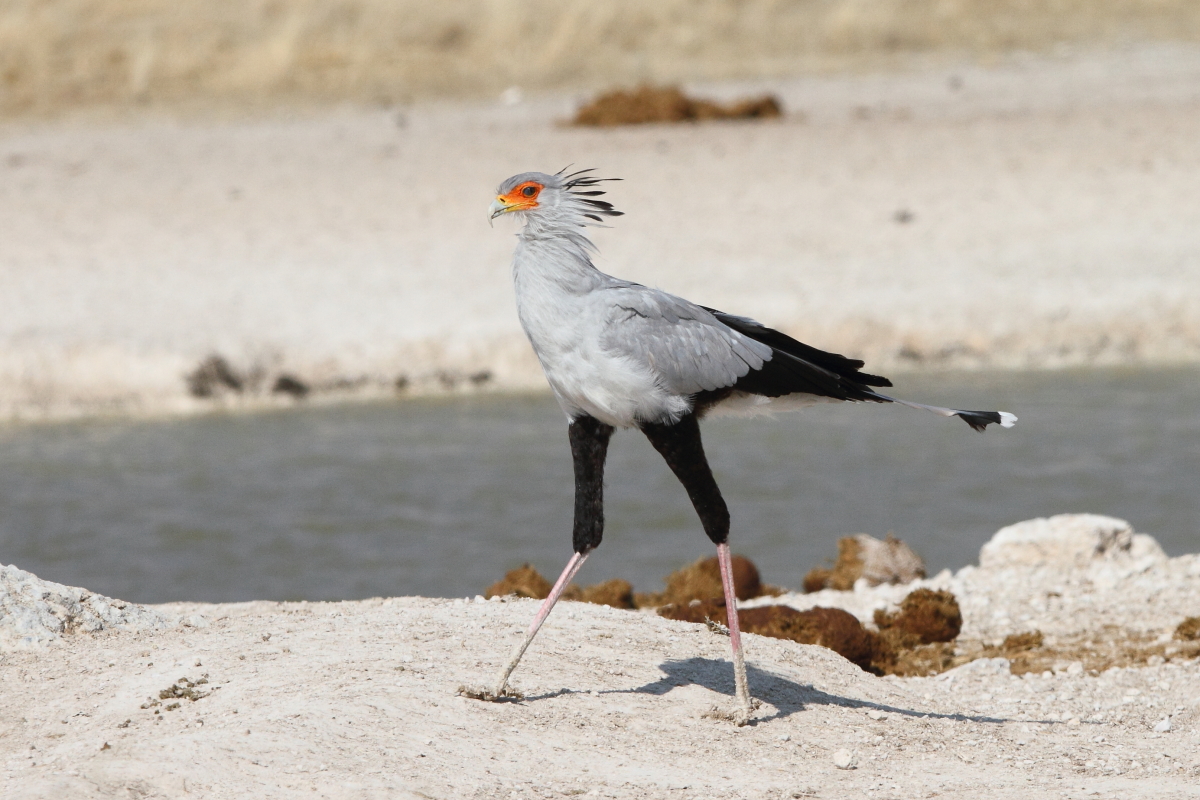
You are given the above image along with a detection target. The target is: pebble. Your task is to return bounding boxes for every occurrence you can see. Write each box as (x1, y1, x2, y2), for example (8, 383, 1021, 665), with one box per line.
(833, 749, 857, 770)
(867, 710, 887, 721)
(1153, 717, 1172, 733)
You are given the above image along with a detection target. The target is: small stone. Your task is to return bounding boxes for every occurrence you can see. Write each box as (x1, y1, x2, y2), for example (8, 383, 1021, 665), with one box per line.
(779, 734, 791, 741)
(867, 710, 887, 721)
(1067, 718, 1081, 726)
(1067, 661, 1084, 676)
(833, 749, 857, 770)
(1153, 717, 1172, 733)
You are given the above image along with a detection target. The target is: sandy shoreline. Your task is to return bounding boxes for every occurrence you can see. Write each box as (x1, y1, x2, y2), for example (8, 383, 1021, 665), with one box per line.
(3, 48, 1200, 422)
(2, 514, 1198, 798)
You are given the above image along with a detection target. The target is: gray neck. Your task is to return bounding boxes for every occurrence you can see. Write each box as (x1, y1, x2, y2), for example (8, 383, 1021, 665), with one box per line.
(513, 222, 605, 294)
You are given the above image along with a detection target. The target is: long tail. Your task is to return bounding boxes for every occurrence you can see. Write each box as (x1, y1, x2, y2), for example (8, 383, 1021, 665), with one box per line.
(867, 392, 1017, 432)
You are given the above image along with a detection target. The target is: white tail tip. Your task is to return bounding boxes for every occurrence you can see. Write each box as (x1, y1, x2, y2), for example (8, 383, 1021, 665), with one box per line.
(999, 412, 1017, 428)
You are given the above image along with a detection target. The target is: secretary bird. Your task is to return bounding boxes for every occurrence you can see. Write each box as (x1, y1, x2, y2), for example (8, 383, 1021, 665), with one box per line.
(471, 168, 1015, 725)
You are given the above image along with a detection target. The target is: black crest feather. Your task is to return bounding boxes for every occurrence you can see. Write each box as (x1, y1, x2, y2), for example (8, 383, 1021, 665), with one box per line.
(558, 166, 623, 217)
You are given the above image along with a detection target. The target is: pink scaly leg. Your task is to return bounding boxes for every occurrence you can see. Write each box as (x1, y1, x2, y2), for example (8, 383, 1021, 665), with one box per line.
(717, 542, 753, 725)
(486, 550, 589, 699)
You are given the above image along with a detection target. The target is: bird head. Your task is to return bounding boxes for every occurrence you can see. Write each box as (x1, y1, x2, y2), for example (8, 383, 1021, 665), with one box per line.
(489, 168, 622, 229)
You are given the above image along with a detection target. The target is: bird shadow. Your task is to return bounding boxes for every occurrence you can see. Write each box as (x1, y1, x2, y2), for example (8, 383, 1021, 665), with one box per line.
(586, 656, 1055, 727)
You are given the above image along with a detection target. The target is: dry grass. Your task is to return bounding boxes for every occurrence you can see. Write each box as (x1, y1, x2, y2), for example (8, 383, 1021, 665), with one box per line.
(571, 86, 781, 126)
(3, 1, 1200, 118)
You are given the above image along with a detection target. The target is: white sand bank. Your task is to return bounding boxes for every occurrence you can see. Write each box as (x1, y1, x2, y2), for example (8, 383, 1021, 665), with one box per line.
(3, 48, 1200, 420)
(1, 515, 1198, 798)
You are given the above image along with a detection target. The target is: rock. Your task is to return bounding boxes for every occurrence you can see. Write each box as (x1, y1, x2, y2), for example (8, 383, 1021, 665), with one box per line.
(1001, 631, 1044, 652)
(185, 354, 243, 398)
(484, 564, 551, 600)
(979, 514, 1166, 570)
(873, 588, 962, 644)
(658, 602, 880, 672)
(1, 563, 171, 649)
(744, 606, 879, 672)
(1153, 717, 1172, 733)
(804, 534, 925, 592)
(832, 749, 857, 769)
(568, 578, 636, 609)
(484, 566, 636, 608)
(659, 554, 762, 604)
(572, 85, 782, 127)
(271, 374, 310, 398)
(1175, 617, 1200, 641)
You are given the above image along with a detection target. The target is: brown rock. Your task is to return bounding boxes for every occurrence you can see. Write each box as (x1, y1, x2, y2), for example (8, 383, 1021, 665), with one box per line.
(805, 534, 925, 593)
(657, 598, 730, 626)
(802, 568, 832, 594)
(572, 85, 782, 127)
(1001, 631, 1045, 652)
(1174, 616, 1200, 641)
(662, 554, 761, 604)
(575, 578, 635, 609)
(658, 601, 878, 672)
(484, 564, 551, 600)
(740, 606, 879, 672)
(873, 588, 962, 644)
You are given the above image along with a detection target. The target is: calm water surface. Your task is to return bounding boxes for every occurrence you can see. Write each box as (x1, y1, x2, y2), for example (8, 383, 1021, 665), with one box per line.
(2, 368, 1198, 603)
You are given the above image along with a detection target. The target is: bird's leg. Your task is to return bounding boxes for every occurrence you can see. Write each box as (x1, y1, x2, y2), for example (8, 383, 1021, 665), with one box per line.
(485, 549, 590, 699)
(474, 416, 614, 701)
(641, 413, 755, 726)
(716, 541, 753, 723)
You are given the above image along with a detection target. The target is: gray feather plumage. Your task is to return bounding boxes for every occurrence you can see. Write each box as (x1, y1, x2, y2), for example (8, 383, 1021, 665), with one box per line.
(597, 286, 771, 395)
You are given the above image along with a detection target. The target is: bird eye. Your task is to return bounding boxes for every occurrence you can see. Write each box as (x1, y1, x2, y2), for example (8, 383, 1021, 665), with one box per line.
(521, 185, 537, 197)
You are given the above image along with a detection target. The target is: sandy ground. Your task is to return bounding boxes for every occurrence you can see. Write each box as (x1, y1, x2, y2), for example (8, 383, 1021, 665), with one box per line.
(5, 1, 1200, 116)
(2, 515, 1199, 799)
(2, 47, 1200, 420)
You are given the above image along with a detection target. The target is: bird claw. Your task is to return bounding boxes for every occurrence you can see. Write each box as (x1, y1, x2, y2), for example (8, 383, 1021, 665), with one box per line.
(701, 701, 757, 727)
(704, 619, 730, 636)
(457, 684, 525, 702)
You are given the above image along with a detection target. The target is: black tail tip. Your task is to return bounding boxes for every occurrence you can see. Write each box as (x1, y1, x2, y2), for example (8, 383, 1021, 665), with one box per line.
(957, 410, 1018, 432)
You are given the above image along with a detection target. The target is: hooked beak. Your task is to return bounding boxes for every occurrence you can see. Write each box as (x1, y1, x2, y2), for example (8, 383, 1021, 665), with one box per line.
(488, 197, 512, 227)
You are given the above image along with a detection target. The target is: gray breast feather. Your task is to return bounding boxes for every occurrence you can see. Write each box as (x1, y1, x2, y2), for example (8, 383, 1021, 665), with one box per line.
(598, 288, 773, 394)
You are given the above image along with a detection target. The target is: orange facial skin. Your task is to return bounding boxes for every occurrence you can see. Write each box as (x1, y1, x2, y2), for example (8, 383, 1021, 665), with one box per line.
(495, 181, 543, 214)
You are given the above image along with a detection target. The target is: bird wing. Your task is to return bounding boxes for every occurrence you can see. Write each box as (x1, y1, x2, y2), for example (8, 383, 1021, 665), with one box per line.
(597, 286, 773, 394)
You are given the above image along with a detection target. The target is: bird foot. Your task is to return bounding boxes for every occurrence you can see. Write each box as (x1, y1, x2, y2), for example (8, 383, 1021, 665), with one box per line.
(457, 684, 525, 702)
(701, 699, 760, 727)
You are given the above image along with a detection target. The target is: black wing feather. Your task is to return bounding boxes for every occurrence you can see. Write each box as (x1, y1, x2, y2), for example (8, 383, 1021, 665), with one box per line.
(703, 307, 892, 402)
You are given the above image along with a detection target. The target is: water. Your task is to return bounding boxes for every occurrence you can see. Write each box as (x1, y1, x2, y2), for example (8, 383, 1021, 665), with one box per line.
(1, 368, 1198, 604)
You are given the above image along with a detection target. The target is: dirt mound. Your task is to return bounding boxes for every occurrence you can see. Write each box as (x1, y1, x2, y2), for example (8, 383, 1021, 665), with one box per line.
(634, 553, 771, 608)
(656, 590, 966, 676)
(803, 533, 925, 592)
(485, 564, 552, 600)
(741, 605, 878, 672)
(657, 600, 878, 671)
(874, 588, 962, 644)
(1001, 630, 1045, 652)
(1175, 616, 1200, 641)
(185, 354, 244, 398)
(571, 86, 781, 127)
(562, 578, 636, 609)
(484, 566, 635, 609)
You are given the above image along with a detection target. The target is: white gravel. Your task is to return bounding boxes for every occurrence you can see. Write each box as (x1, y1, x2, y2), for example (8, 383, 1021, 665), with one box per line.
(1, 513, 1197, 798)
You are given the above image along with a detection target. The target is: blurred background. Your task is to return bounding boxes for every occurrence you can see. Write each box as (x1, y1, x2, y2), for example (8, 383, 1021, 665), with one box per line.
(3, 1, 1200, 115)
(1, 1, 1198, 603)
